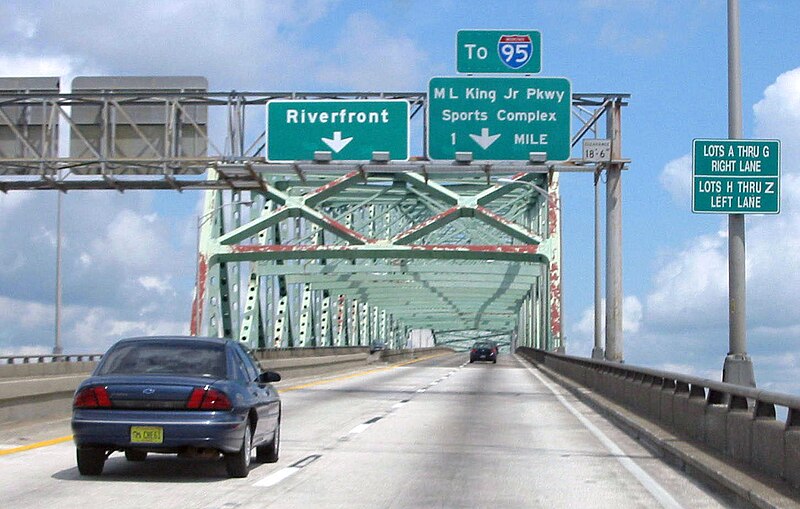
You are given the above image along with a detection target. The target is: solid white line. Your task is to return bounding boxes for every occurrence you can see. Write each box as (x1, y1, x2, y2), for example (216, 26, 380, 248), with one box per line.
(254, 466, 300, 487)
(518, 358, 684, 509)
(391, 402, 405, 410)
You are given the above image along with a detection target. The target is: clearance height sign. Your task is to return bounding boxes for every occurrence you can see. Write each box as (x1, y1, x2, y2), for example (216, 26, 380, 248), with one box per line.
(692, 139, 780, 214)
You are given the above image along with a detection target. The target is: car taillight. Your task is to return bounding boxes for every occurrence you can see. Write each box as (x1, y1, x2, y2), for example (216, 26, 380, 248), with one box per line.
(73, 386, 112, 408)
(186, 386, 232, 410)
(471, 349, 477, 353)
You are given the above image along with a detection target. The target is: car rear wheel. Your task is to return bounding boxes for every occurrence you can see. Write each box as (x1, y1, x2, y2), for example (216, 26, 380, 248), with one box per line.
(76, 447, 106, 476)
(256, 421, 280, 463)
(125, 450, 147, 461)
(225, 424, 252, 478)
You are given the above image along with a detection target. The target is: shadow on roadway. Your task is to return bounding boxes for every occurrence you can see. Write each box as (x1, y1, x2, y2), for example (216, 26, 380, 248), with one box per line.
(51, 453, 267, 482)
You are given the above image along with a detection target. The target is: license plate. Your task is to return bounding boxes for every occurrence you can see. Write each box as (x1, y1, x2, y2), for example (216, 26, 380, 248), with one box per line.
(131, 426, 163, 444)
(480, 355, 486, 359)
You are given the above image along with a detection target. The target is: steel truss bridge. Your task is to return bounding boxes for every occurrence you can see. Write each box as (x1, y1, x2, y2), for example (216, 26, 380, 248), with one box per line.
(0, 77, 628, 353)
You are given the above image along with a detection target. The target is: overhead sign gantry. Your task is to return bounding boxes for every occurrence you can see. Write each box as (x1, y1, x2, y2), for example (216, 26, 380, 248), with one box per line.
(0, 30, 631, 359)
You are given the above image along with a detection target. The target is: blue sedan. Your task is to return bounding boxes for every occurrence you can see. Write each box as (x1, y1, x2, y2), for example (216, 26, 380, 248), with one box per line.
(71, 336, 281, 478)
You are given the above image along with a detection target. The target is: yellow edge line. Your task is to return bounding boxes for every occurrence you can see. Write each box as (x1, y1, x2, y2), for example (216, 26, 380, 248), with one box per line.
(0, 435, 73, 456)
(0, 351, 452, 456)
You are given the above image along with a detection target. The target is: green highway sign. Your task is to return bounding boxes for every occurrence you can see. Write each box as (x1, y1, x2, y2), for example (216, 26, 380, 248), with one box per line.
(456, 30, 542, 74)
(692, 139, 780, 214)
(427, 76, 571, 161)
(266, 100, 409, 162)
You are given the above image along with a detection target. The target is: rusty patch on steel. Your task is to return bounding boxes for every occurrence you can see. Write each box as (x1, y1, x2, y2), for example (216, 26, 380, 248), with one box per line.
(549, 261, 562, 337)
(308, 170, 361, 195)
(190, 254, 208, 336)
(392, 206, 459, 242)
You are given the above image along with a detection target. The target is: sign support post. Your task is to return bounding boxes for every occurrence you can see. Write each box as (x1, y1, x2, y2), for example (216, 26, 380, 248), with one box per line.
(605, 100, 624, 362)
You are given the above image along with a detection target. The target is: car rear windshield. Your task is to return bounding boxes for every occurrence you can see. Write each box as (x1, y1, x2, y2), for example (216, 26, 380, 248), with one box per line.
(97, 341, 226, 378)
(474, 342, 491, 348)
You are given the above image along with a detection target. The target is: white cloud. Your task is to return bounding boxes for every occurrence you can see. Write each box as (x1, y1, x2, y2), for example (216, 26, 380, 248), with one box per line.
(315, 12, 430, 90)
(90, 209, 163, 271)
(0, 190, 198, 356)
(0, 53, 81, 79)
(569, 296, 643, 357)
(138, 275, 174, 296)
(0, 191, 34, 219)
(754, 67, 800, 164)
(12, 16, 38, 39)
(0, 295, 52, 329)
(574, 295, 643, 336)
(0, 290, 189, 355)
(645, 231, 728, 330)
(68, 307, 188, 352)
(656, 363, 720, 381)
(0, 1, 339, 90)
(659, 153, 692, 206)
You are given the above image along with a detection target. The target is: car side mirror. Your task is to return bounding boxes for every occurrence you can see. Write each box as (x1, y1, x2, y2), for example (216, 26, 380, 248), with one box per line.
(258, 371, 281, 383)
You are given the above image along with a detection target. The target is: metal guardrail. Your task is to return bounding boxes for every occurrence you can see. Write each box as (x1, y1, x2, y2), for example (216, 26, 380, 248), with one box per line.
(0, 354, 103, 365)
(517, 347, 800, 493)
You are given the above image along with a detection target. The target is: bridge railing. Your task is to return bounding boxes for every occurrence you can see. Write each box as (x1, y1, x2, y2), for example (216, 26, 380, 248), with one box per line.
(517, 346, 800, 491)
(1, 354, 104, 365)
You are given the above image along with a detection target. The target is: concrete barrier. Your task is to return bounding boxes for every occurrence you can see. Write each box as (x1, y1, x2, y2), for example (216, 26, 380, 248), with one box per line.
(0, 346, 453, 425)
(0, 360, 98, 379)
(785, 427, 800, 489)
(517, 346, 800, 501)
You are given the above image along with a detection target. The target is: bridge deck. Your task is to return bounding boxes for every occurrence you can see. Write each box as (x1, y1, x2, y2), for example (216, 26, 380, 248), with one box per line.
(0, 353, 731, 508)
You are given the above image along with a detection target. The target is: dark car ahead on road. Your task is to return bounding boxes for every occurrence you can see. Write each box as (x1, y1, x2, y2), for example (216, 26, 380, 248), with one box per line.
(469, 341, 498, 363)
(71, 336, 281, 478)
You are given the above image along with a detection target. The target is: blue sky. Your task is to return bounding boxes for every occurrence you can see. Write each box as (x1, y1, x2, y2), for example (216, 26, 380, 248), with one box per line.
(1, 0, 800, 394)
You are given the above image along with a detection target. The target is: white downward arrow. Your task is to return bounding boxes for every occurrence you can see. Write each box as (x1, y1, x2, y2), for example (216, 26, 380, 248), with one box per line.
(321, 131, 353, 153)
(469, 128, 501, 150)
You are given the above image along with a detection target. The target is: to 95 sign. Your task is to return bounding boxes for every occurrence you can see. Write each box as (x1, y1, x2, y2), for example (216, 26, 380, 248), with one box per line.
(498, 35, 532, 69)
(457, 30, 541, 74)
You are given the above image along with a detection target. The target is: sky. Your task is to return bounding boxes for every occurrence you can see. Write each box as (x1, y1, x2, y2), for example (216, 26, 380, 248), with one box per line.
(1, 0, 800, 394)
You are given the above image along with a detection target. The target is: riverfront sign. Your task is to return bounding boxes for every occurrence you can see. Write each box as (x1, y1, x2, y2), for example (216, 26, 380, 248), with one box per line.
(427, 76, 571, 161)
(266, 100, 409, 162)
(456, 30, 542, 74)
(692, 139, 780, 214)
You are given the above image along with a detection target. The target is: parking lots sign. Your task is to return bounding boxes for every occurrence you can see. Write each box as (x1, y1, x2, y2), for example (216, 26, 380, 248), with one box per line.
(692, 139, 780, 214)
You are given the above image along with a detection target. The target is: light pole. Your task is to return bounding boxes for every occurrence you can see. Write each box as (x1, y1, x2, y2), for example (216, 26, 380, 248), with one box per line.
(724, 0, 755, 386)
(53, 190, 63, 355)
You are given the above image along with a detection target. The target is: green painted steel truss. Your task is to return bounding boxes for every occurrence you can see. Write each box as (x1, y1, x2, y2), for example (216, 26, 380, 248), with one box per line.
(191, 168, 562, 351)
(0, 86, 629, 352)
